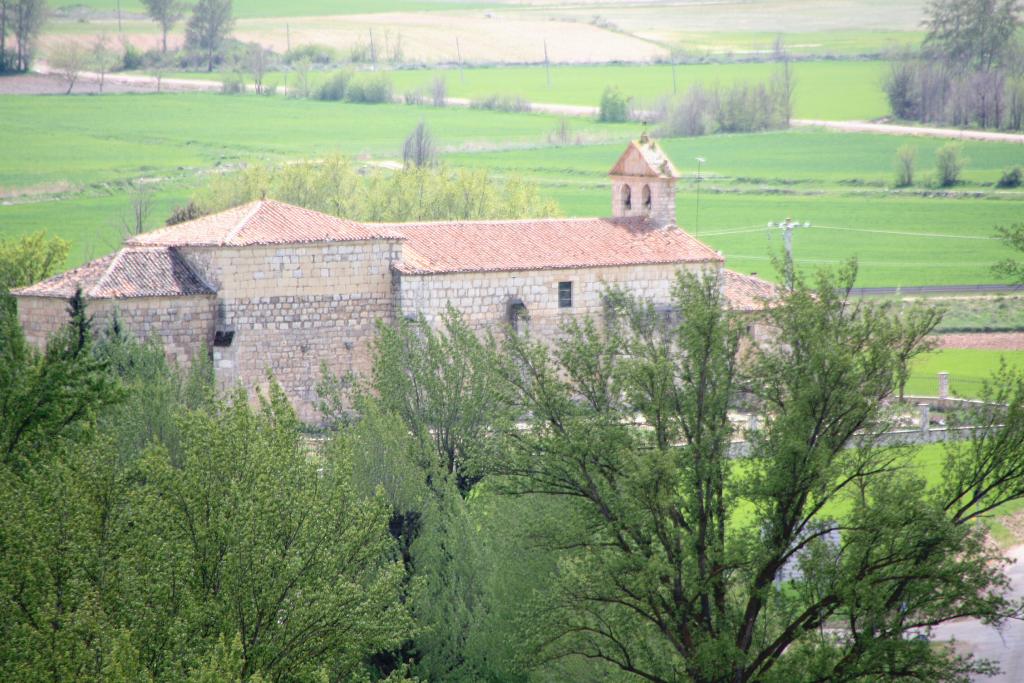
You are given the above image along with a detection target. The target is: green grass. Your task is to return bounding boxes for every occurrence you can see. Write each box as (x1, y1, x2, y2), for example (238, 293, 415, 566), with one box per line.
(0, 93, 629, 191)
(906, 349, 1024, 398)
(155, 60, 892, 121)
(448, 129, 1024, 287)
(936, 296, 1024, 332)
(0, 189, 193, 267)
(3, 95, 1022, 286)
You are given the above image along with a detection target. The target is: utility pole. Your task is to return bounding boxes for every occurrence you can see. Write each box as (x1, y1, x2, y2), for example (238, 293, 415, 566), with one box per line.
(117, 0, 122, 33)
(768, 217, 811, 289)
(456, 37, 464, 83)
(694, 157, 705, 237)
(544, 39, 550, 88)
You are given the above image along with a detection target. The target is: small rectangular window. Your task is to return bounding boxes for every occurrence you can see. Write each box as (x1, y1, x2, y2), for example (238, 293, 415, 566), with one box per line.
(558, 281, 573, 308)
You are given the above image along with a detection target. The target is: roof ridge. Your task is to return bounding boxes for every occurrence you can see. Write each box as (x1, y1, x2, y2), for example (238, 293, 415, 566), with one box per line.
(89, 248, 128, 298)
(223, 200, 265, 245)
(169, 246, 217, 293)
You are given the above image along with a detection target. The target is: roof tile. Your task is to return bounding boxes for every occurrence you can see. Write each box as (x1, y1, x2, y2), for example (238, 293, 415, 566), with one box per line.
(723, 270, 777, 312)
(383, 217, 722, 275)
(127, 200, 402, 247)
(14, 247, 214, 299)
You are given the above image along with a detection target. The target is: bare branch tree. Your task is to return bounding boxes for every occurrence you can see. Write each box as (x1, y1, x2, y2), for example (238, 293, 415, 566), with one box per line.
(49, 40, 89, 94)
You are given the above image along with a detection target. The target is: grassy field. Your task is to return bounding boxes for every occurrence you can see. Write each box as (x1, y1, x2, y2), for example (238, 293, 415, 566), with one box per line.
(906, 349, 1024, 398)
(0, 93, 629, 191)
(153, 60, 892, 121)
(2, 94, 1020, 285)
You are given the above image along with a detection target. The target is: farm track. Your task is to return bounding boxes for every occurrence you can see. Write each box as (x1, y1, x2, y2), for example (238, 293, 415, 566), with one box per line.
(20, 68, 1024, 145)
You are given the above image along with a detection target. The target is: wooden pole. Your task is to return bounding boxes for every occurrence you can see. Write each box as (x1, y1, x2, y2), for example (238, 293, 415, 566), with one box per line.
(286, 23, 291, 53)
(116, 0, 122, 33)
(544, 39, 550, 88)
(456, 37, 463, 83)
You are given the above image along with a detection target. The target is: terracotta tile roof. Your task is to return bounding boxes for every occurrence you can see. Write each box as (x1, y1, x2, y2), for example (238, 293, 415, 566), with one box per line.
(609, 137, 680, 179)
(127, 199, 402, 247)
(723, 270, 777, 312)
(13, 247, 215, 299)
(383, 217, 723, 275)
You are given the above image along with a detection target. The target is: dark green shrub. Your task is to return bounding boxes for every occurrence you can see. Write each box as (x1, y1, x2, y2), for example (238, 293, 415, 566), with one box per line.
(221, 73, 245, 94)
(122, 42, 143, 70)
(997, 166, 1023, 188)
(345, 74, 394, 103)
(284, 44, 337, 65)
(599, 85, 630, 122)
(935, 143, 966, 187)
(315, 70, 352, 101)
(469, 95, 531, 112)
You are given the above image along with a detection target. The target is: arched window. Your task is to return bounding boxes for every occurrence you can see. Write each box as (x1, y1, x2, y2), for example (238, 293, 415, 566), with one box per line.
(642, 185, 652, 212)
(622, 185, 632, 210)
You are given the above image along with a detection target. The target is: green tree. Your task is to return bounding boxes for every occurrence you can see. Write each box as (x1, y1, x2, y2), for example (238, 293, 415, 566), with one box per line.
(994, 222, 1024, 283)
(142, 0, 185, 53)
(598, 85, 630, 123)
(132, 381, 410, 680)
(9, 0, 46, 72)
(192, 155, 558, 224)
(486, 265, 1023, 682)
(0, 290, 120, 472)
(923, 0, 1023, 71)
(185, 0, 233, 72)
(0, 231, 68, 294)
(323, 308, 511, 680)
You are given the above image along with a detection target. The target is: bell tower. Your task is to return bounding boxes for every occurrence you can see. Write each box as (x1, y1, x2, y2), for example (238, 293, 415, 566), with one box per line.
(608, 132, 680, 228)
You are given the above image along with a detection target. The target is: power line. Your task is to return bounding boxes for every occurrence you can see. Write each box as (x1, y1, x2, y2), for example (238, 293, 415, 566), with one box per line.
(811, 225, 999, 241)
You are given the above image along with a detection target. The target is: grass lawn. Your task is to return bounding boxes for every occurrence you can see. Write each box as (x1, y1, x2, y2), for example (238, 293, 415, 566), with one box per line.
(155, 60, 892, 121)
(3, 95, 1020, 286)
(0, 93, 630, 191)
(906, 349, 1024, 398)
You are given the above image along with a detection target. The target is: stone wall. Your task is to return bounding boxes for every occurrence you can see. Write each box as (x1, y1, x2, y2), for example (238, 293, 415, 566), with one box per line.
(16, 296, 71, 349)
(397, 262, 717, 341)
(180, 240, 402, 420)
(610, 176, 677, 227)
(16, 294, 216, 368)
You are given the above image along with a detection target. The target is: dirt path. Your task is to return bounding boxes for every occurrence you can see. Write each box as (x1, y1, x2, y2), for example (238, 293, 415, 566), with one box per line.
(934, 332, 1024, 351)
(17, 67, 1024, 145)
(791, 118, 1024, 144)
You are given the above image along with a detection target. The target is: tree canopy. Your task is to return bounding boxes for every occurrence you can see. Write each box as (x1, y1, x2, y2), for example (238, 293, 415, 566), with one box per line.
(923, 0, 1023, 71)
(189, 155, 558, 225)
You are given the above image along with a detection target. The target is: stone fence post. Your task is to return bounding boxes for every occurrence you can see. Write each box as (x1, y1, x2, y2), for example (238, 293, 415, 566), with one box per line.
(938, 372, 949, 399)
(918, 403, 930, 433)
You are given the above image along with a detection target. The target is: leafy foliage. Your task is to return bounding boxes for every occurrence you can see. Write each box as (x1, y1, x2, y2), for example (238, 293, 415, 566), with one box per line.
(481, 266, 1022, 682)
(192, 155, 558, 223)
(923, 0, 1023, 72)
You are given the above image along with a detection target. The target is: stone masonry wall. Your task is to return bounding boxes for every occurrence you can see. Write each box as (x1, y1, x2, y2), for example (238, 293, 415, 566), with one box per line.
(16, 294, 216, 368)
(611, 176, 677, 227)
(397, 262, 718, 341)
(180, 240, 402, 421)
(16, 296, 70, 349)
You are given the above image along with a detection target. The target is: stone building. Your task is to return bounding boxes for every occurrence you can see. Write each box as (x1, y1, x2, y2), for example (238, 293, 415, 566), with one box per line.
(14, 137, 774, 420)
